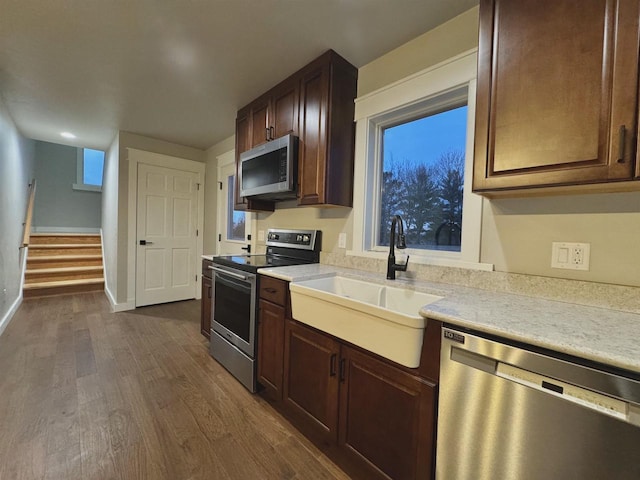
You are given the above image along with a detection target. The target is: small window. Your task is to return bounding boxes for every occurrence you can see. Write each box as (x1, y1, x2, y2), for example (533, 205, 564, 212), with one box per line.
(227, 175, 246, 241)
(74, 148, 105, 192)
(378, 105, 467, 252)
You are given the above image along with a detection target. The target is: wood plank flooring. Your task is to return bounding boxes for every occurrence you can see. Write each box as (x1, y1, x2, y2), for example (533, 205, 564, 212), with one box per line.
(0, 293, 351, 480)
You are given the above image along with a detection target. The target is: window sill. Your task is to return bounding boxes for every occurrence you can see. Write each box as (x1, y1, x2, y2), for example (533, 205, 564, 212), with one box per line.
(346, 248, 494, 272)
(73, 183, 102, 193)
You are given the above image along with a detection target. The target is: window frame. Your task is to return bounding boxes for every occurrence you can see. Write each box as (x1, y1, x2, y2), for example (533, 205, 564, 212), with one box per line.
(350, 49, 492, 271)
(73, 148, 104, 192)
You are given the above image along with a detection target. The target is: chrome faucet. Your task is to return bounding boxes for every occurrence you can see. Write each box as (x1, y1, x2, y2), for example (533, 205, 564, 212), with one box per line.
(387, 215, 409, 280)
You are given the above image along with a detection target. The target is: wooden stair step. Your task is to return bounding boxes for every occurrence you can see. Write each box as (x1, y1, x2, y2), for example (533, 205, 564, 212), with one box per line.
(29, 245, 102, 256)
(29, 243, 102, 249)
(23, 278, 105, 298)
(25, 266, 104, 283)
(29, 233, 101, 245)
(27, 255, 103, 269)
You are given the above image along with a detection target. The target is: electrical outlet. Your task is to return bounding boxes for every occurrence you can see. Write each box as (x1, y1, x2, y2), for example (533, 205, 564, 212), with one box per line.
(338, 232, 347, 249)
(551, 242, 590, 271)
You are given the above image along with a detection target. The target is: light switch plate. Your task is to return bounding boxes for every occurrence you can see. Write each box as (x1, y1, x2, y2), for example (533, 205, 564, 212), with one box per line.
(338, 232, 347, 249)
(551, 242, 590, 271)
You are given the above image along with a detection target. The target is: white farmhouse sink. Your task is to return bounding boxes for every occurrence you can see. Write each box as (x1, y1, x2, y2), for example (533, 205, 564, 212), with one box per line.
(289, 275, 443, 368)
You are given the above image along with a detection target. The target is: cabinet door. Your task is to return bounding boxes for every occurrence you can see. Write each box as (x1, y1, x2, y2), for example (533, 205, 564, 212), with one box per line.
(473, 0, 640, 192)
(200, 274, 212, 339)
(339, 346, 437, 480)
(298, 64, 329, 205)
(251, 97, 270, 147)
(270, 80, 299, 139)
(283, 320, 340, 445)
(234, 109, 251, 211)
(257, 299, 285, 402)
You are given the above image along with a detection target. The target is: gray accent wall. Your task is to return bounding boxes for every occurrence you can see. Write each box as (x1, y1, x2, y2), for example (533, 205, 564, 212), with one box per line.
(33, 140, 101, 230)
(0, 97, 35, 327)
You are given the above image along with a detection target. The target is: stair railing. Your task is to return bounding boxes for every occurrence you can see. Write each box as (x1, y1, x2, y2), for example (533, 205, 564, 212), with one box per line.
(21, 179, 36, 248)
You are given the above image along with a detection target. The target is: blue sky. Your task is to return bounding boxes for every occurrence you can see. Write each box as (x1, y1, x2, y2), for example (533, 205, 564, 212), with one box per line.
(383, 105, 468, 170)
(84, 148, 105, 186)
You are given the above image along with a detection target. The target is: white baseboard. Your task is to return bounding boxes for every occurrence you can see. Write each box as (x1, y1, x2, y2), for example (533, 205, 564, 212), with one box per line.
(32, 226, 100, 233)
(0, 248, 28, 337)
(104, 283, 135, 312)
(0, 294, 22, 337)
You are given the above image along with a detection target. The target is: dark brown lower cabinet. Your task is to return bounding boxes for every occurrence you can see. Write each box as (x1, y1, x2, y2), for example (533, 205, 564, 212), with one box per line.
(257, 299, 286, 402)
(283, 319, 340, 447)
(282, 319, 437, 480)
(339, 346, 437, 480)
(200, 260, 212, 339)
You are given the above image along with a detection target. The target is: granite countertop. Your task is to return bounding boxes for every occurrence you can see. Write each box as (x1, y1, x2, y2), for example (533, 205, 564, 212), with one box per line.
(258, 264, 640, 374)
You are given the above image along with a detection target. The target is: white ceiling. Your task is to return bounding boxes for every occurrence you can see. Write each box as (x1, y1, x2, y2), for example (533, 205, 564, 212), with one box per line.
(0, 0, 478, 151)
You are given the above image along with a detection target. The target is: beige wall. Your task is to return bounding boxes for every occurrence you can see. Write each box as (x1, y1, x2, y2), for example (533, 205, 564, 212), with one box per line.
(203, 135, 235, 254)
(207, 4, 640, 289)
(357, 6, 480, 96)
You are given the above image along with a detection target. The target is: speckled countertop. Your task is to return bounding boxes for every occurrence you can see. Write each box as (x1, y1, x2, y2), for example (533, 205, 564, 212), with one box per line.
(259, 264, 640, 374)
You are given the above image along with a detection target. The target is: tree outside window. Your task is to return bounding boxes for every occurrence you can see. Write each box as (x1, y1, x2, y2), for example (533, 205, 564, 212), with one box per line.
(379, 105, 467, 252)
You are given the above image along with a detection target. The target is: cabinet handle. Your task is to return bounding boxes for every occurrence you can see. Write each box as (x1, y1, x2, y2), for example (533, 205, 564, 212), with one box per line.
(264, 287, 277, 294)
(265, 127, 270, 141)
(339, 358, 346, 382)
(208, 286, 212, 299)
(330, 354, 337, 376)
(270, 126, 274, 141)
(618, 125, 626, 163)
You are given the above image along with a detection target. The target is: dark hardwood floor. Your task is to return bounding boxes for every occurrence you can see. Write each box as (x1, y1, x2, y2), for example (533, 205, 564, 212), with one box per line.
(0, 292, 350, 480)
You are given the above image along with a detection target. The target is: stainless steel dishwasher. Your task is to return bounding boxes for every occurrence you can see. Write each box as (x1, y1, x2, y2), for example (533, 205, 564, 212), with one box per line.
(437, 326, 640, 480)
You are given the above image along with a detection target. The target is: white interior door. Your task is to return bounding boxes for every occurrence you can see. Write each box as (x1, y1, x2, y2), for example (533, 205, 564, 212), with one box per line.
(136, 163, 198, 307)
(217, 155, 251, 255)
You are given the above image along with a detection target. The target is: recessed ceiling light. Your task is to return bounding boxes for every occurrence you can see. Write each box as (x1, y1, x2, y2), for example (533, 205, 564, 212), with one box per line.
(60, 132, 76, 139)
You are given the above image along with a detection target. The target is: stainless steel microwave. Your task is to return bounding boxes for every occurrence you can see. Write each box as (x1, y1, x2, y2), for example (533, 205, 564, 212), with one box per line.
(239, 134, 298, 200)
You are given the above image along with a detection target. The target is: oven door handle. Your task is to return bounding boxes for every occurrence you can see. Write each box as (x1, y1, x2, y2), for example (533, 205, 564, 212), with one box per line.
(210, 266, 249, 281)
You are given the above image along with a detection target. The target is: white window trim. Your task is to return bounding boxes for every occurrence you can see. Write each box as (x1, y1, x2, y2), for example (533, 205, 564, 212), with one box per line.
(350, 48, 493, 272)
(73, 148, 103, 192)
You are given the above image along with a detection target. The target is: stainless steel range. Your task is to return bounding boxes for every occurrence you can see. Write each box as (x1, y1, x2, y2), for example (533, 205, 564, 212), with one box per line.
(209, 228, 321, 392)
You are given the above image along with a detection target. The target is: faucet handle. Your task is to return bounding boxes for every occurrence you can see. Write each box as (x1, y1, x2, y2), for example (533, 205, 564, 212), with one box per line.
(399, 255, 410, 271)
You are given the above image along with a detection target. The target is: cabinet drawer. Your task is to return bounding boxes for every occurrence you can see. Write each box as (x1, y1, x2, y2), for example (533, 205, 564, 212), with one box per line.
(202, 259, 213, 279)
(259, 276, 288, 306)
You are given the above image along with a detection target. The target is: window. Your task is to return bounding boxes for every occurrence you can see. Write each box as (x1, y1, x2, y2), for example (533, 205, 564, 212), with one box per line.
(378, 105, 467, 252)
(74, 148, 105, 192)
(351, 50, 491, 270)
(227, 175, 245, 241)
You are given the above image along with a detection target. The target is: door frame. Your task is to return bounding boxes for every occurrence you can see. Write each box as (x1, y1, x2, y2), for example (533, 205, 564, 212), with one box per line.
(127, 148, 206, 307)
(216, 150, 255, 255)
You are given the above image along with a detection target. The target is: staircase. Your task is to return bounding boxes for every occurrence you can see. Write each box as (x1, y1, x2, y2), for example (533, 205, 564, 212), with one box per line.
(24, 233, 104, 298)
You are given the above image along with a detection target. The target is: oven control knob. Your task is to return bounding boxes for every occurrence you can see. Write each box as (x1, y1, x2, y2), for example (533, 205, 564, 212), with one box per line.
(303, 235, 310, 243)
(296, 234, 303, 242)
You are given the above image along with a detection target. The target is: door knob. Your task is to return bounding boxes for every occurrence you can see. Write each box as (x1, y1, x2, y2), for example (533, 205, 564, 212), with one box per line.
(139, 240, 154, 245)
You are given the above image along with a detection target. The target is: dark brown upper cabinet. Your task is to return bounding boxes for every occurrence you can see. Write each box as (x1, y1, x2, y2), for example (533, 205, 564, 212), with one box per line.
(297, 51, 358, 207)
(234, 50, 357, 211)
(473, 0, 640, 195)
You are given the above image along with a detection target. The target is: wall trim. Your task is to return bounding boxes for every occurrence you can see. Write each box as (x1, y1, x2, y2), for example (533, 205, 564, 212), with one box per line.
(0, 248, 28, 337)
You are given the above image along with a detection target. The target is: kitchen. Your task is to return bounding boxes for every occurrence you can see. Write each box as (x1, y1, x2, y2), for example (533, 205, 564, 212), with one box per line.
(2, 1, 640, 479)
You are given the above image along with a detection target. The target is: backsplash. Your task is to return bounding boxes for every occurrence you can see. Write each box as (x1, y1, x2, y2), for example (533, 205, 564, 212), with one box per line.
(321, 252, 640, 315)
